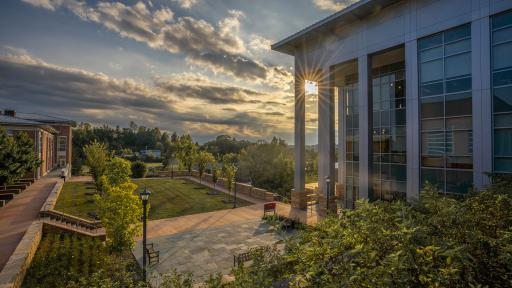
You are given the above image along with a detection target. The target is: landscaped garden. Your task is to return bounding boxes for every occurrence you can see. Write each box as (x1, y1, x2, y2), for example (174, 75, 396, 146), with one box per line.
(134, 178, 252, 220)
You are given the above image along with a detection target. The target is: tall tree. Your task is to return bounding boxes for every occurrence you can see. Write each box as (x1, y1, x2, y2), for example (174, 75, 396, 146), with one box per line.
(222, 153, 239, 193)
(83, 140, 109, 181)
(177, 134, 197, 175)
(194, 150, 215, 183)
(0, 129, 40, 187)
(104, 157, 132, 187)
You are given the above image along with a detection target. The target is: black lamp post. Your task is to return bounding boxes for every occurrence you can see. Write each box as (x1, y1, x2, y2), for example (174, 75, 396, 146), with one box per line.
(139, 186, 151, 282)
(233, 168, 238, 209)
(325, 176, 331, 214)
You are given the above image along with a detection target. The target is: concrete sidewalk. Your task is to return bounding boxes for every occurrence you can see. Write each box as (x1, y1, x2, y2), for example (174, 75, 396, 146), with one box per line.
(0, 172, 60, 271)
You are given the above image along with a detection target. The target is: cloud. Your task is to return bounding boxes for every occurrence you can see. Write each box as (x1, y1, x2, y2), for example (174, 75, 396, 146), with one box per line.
(312, 0, 358, 12)
(172, 0, 198, 9)
(0, 47, 292, 141)
(21, 0, 293, 89)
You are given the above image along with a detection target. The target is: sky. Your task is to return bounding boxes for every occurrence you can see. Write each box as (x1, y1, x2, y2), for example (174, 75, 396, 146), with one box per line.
(0, 0, 358, 143)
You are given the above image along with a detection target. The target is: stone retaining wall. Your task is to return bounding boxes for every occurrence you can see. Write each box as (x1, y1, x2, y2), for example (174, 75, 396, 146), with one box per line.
(0, 181, 62, 288)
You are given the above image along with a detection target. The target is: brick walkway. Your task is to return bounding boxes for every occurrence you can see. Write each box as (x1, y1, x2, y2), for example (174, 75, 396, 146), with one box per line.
(0, 172, 60, 271)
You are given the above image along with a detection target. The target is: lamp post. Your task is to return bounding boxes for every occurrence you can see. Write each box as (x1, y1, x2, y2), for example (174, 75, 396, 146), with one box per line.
(325, 176, 331, 214)
(139, 186, 151, 282)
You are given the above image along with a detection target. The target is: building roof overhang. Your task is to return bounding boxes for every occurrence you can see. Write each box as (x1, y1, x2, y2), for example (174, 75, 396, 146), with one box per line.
(271, 0, 402, 56)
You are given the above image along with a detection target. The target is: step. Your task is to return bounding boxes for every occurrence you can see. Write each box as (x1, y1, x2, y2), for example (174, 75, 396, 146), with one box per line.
(0, 189, 21, 195)
(0, 194, 15, 201)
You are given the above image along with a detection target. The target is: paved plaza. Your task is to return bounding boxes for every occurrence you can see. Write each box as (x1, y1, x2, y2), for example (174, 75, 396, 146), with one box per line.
(134, 219, 292, 284)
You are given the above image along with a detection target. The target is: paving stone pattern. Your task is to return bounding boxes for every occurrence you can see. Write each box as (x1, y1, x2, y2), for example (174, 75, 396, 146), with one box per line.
(135, 219, 290, 283)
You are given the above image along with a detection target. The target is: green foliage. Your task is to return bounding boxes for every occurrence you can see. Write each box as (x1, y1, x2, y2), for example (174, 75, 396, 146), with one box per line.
(131, 161, 147, 178)
(211, 164, 219, 187)
(225, 182, 512, 287)
(95, 182, 142, 252)
(222, 153, 238, 192)
(83, 140, 110, 181)
(105, 157, 132, 186)
(194, 150, 215, 183)
(0, 128, 40, 186)
(202, 135, 251, 157)
(177, 134, 197, 174)
(238, 137, 293, 197)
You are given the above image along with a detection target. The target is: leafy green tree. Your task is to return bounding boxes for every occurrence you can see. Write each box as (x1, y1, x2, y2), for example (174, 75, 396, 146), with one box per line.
(105, 157, 132, 187)
(238, 137, 293, 197)
(95, 182, 143, 252)
(211, 163, 219, 189)
(163, 139, 179, 177)
(0, 128, 40, 187)
(83, 140, 109, 181)
(131, 161, 147, 178)
(222, 153, 238, 193)
(194, 150, 215, 183)
(177, 134, 197, 175)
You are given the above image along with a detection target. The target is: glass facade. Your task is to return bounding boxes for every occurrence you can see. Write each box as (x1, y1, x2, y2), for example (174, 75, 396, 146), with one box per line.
(418, 24, 473, 194)
(492, 11, 512, 173)
(343, 79, 359, 206)
(370, 48, 407, 201)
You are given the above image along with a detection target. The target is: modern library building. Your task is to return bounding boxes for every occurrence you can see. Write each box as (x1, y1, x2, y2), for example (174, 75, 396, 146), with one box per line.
(272, 0, 512, 213)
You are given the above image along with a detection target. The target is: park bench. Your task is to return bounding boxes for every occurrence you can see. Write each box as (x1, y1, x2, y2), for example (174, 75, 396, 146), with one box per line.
(0, 194, 15, 202)
(146, 243, 160, 265)
(3, 184, 27, 191)
(263, 202, 277, 217)
(0, 189, 21, 194)
(233, 251, 253, 267)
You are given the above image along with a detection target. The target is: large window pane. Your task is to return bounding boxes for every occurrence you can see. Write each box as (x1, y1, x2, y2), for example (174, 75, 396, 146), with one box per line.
(494, 113, 512, 128)
(493, 42, 512, 70)
(419, 33, 443, 50)
(493, 69, 512, 87)
(421, 96, 444, 118)
(446, 116, 472, 130)
(420, 46, 443, 62)
(422, 118, 444, 130)
(421, 82, 444, 97)
(492, 11, 512, 30)
(495, 158, 512, 172)
(494, 86, 512, 113)
(422, 131, 445, 155)
(446, 92, 472, 116)
(445, 39, 471, 55)
(446, 170, 473, 194)
(494, 129, 512, 156)
(420, 59, 443, 83)
(446, 77, 471, 93)
(421, 168, 445, 191)
(493, 26, 512, 44)
(445, 25, 471, 42)
(445, 53, 471, 79)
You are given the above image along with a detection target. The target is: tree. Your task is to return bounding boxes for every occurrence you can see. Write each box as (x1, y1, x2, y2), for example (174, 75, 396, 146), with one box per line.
(105, 157, 132, 187)
(177, 134, 197, 175)
(162, 139, 178, 178)
(83, 140, 109, 181)
(95, 182, 142, 252)
(131, 161, 147, 178)
(0, 128, 40, 187)
(211, 163, 219, 189)
(222, 153, 238, 193)
(194, 151, 215, 183)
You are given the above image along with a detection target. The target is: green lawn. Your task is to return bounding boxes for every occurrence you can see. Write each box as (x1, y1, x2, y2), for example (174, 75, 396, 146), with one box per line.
(54, 181, 97, 220)
(54, 178, 252, 221)
(134, 178, 252, 220)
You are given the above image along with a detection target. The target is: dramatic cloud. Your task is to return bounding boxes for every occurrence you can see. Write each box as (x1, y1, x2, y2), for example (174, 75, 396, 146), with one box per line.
(312, 0, 358, 12)
(172, 0, 198, 9)
(0, 47, 292, 141)
(21, 0, 293, 89)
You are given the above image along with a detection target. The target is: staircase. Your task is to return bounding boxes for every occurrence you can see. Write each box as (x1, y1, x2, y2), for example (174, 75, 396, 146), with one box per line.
(39, 209, 106, 238)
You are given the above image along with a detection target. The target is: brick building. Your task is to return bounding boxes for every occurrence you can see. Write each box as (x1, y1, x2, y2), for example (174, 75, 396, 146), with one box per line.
(0, 110, 75, 179)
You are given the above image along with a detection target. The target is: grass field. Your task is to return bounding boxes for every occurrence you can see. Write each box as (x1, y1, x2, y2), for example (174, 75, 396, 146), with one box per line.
(134, 178, 252, 220)
(55, 178, 252, 220)
(54, 181, 97, 220)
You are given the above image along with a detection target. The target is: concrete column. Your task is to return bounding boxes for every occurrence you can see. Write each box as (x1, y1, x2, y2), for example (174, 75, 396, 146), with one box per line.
(472, 17, 493, 190)
(317, 68, 336, 215)
(358, 55, 369, 200)
(292, 56, 307, 209)
(405, 40, 421, 201)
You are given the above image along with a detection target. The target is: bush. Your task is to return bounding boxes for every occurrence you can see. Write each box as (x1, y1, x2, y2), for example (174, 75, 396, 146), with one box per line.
(131, 161, 147, 178)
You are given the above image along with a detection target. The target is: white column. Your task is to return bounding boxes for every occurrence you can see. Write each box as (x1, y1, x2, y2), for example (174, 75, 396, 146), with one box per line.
(358, 55, 369, 200)
(472, 17, 493, 190)
(294, 58, 306, 195)
(405, 40, 421, 201)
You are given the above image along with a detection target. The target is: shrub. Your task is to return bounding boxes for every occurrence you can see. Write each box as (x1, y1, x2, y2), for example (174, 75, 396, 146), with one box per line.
(131, 161, 147, 178)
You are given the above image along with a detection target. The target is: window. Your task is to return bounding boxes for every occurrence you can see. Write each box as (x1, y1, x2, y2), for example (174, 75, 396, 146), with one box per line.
(418, 24, 473, 194)
(370, 47, 406, 201)
(492, 10, 512, 173)
(58, 136, 67, 152)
